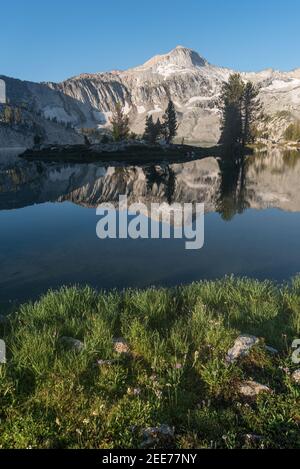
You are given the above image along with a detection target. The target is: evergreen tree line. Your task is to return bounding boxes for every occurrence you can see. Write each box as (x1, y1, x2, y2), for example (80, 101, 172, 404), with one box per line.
(143, 100, 178, 144)
(110, 100, 178, 144)
(219, 73, 261, 149)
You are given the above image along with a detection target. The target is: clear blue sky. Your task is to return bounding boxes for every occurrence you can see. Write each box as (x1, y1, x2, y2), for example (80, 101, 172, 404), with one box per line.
(1, 0, 299, 83)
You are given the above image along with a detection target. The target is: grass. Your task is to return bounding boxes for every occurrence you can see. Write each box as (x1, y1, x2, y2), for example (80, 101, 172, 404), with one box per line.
(0, 276, 300, 449)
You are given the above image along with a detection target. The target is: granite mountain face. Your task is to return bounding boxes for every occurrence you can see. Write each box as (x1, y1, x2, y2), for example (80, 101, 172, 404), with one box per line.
(2, 46, 300, 144)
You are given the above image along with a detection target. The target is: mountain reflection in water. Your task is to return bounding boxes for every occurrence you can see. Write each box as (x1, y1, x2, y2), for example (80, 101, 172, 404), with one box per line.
(0, 148, 300, 306)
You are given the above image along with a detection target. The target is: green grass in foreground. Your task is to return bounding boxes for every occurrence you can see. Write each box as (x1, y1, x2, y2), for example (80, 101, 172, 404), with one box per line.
(0, 276, 300, 449)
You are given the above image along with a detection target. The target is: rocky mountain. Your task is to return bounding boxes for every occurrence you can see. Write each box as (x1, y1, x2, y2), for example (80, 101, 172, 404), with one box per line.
(2, 46, 300, 144)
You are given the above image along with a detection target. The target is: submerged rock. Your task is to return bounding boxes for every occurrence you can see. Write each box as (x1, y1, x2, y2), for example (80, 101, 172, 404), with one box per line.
(238, 380, 272, 399)
(60, 337, 84, 352)
(292, 370, 300, 384)
(113, 338, 130, 355)
(226, 335, 259, 363)
(141, 425, 175, 449)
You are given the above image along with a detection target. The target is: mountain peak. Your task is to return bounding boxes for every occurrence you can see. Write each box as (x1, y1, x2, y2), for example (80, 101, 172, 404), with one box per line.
(136, 46, 208, 73)
(169, 46, 208, 66)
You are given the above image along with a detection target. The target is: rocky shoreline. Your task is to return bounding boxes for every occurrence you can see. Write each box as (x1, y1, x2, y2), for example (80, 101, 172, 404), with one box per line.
(20, 141, 223, 164)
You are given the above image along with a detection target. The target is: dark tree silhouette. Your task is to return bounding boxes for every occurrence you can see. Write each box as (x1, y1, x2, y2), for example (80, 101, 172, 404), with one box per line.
(219, 74, 261, 151)
(242, 82, 261, 146)
(143, 115, 162, 143)
(84, 135, 91, 146)
(219, 74, 244, 149)
(217, 157, 249, 221)
(144, 165, 176, 204)
(162, 100, 178, 143)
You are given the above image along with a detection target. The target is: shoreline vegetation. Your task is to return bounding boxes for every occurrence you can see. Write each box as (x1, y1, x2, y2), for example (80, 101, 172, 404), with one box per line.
(20, 142, 230, 164)
(19, 139, 299, 165)
(1, 276, 300, 449)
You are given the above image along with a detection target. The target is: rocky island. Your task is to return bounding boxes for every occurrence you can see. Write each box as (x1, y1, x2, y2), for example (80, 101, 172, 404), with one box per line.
(20, 141, 222, 164)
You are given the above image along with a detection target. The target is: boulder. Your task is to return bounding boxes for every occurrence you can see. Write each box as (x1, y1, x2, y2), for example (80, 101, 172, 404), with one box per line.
(226, 335, 259, 363)
(238, 380, 272, 399)
(113, 338, 130, 355)
(292, 370, 300, 384)
(141, 425, 175, 449)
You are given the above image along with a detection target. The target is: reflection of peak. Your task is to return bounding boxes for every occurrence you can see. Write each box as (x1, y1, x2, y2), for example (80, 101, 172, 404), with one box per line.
(2, 152, 300, 214)
(136, 46, 208, 72)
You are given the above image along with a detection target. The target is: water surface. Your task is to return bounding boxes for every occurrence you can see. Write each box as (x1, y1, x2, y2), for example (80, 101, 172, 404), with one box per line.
(1, 148, 300, 306)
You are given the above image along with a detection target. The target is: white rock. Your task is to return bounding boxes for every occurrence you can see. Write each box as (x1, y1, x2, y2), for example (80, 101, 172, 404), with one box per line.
(292, 370, 300, 384)
(113, 338, 130, 355)
(238, 380, 272, 399)
(226, 335, 259, 363)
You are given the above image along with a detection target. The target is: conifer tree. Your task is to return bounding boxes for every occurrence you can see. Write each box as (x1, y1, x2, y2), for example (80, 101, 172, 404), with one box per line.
(242, 82, 261, 146)
(162, 100, 178, 143)
(155, 118, 162, 139)
(110, 102, 130, 141)
(219, 74, 245, 148)
(143, 115, 154, 142)
(219, 74, 261, 149)
(144, 115, 162, 143)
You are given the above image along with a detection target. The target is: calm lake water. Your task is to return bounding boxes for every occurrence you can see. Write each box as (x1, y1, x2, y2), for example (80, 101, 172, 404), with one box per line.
(1, 147, 300, 306)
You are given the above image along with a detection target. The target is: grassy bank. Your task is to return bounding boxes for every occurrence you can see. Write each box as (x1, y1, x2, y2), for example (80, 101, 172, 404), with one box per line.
(0, 276, 300, 449)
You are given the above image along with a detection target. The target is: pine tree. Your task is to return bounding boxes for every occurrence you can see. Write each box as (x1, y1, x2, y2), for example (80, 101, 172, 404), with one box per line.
(155, 118, 163, 140)
(219, 74, 261, 149)
(242, 82, 261, 146)
(144, 115, 162, 143)
(110, 102, 130, 141)
(219, 74, 245, 148)
(162, 100, 178, 143)
(143, 115, 154, 142)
